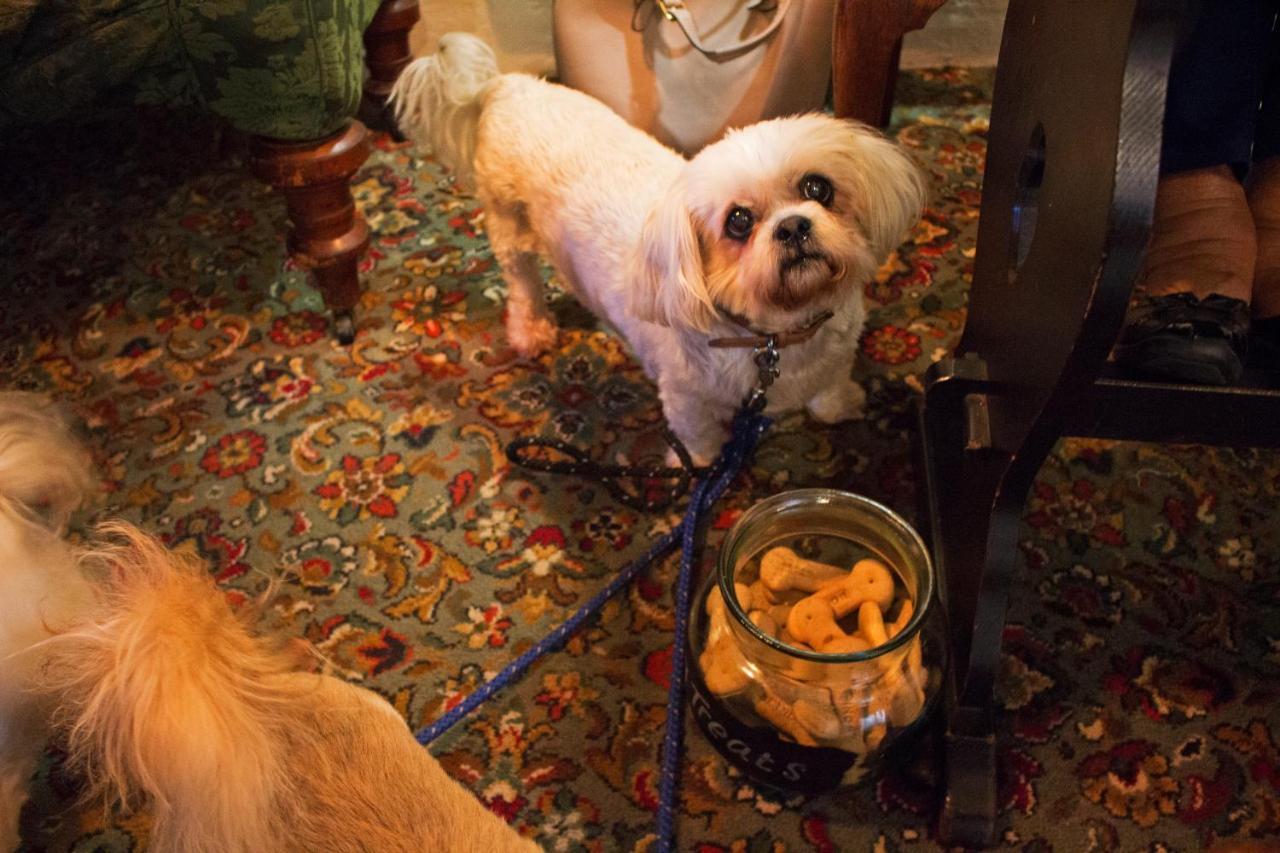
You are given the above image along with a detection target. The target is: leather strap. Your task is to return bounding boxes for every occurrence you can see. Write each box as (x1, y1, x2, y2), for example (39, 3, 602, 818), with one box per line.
(707, 308, 834, 349)
(649, 0, 792, 58)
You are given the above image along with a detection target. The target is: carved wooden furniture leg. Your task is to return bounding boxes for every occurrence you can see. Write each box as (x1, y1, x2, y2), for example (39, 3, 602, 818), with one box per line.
(917, 0, 1187, 845)
(361, 0, 422, 134)
(249, 121, 371, 344)
(833, 0, 948, 127)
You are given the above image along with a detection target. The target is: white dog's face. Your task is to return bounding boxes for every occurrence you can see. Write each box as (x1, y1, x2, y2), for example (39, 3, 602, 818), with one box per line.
(633, 114, 925, 332)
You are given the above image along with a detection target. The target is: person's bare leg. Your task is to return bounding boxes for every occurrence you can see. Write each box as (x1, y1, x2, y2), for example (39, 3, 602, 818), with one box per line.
(1140, 165, 1256, 302)
(1115, 166, 1255, 384)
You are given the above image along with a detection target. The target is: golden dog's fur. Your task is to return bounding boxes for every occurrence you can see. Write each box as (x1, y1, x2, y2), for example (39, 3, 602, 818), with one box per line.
(0, 393, 536, 852)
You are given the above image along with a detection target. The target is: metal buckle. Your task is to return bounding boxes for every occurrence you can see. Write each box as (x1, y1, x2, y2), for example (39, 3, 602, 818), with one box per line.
(654, 0, 681, 21)
(744, 336, 781, 412)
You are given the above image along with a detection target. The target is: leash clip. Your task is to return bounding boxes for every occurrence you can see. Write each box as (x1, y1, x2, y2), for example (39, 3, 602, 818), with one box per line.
(745, 335, 781, 412)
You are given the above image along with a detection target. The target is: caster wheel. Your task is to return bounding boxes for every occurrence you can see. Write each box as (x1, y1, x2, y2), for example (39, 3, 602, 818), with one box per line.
(334, 312, 356, 345)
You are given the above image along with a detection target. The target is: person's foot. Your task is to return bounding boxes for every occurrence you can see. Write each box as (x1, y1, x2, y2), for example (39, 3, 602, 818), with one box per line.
(1115, 166, 1256, 384)
(1114, 292, 1251, 384)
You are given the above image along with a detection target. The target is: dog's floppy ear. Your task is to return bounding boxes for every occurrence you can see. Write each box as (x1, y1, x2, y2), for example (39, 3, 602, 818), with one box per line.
(630, 175, 717, 331)
(839, 122, 928, 258)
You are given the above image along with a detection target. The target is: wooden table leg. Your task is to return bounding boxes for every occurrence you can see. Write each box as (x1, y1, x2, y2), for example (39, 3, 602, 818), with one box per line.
(249, 121, 371, 344)
(362, 0, 422, 135)
(833, 0, 949, 127)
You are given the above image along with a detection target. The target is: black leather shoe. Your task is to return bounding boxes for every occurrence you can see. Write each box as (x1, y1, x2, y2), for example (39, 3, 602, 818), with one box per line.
(1114, 292, 1250, 385)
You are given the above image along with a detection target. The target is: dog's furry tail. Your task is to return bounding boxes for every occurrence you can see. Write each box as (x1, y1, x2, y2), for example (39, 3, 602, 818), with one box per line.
(0, 392, 92, 530)
(39, 522, 302, 853)
(390, 32, 499, 184)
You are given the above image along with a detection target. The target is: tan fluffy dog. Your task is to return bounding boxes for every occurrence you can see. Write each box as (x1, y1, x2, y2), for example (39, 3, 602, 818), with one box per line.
(0, 393, 536, 853)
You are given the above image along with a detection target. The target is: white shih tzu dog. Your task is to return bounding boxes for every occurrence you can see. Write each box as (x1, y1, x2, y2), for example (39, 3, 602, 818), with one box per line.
(0, 393, 535, 853)
(392, 34, 925, 462)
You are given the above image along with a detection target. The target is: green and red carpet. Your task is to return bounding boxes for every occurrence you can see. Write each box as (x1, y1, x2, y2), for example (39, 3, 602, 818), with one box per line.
(3, 69, 1278, 851)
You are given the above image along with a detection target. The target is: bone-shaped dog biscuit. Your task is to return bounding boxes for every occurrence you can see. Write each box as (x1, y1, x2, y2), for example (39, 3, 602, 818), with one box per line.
(857, 600, 889, 647)
(750, 578, 806, 607)
(749, 609, 778, 637)
(835, 685, 872, 731)
(821, 634, 870, 655)
(748, 579, 773, 606)
(760, 546, 849, 593)
(887, 676, 925, 727)
(887, 597, 914, 638)
(704, 588, 730, 645)
(786, 596, 849, 649)
(706, 583, 752, 619)
(830, 690, 869, 755)
(754, 693, 818, 746)
(814, 558, 896, 616)
(766, 602, 794, 629)
(784, 644, 828, 682)
(816, 634, 879, 684)
(793, 697, 843, 741)
(705, 586, 723, 618)
(699, 635, 750, 696)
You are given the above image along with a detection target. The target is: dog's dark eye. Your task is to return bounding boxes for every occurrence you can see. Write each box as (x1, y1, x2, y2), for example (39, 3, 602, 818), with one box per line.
(725, 206, 755, 241)
(800, 174, 834, 206)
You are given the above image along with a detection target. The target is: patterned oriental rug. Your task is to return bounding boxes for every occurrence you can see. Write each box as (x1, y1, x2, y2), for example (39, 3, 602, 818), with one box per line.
(4, 69, 1279, 852)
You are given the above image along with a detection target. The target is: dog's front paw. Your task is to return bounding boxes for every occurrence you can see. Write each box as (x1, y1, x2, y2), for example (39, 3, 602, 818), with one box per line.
(506, 315, 559, 359)
(807, 379, 867, 424)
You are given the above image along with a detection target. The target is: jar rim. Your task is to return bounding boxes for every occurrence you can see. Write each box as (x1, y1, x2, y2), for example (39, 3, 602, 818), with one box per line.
(717, 488, 934, 664)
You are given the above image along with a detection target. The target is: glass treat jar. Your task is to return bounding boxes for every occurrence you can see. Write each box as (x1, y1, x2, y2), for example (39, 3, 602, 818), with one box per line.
(688, 489, 945, 793)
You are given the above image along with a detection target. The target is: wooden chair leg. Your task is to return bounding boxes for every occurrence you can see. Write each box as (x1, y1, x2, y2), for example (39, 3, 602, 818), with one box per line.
(914, 0, 1189, 846)
(361, 0, 422, 134)
(249, 121, 371, 344)
(833, 0, 948, 127)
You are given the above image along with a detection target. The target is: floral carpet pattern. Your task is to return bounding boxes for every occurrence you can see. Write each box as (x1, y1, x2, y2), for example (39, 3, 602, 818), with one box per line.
(3, 69, 1279, 851)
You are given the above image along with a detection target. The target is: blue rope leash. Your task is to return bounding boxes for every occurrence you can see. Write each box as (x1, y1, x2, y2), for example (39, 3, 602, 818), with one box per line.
(416, 408, 770, 852)
(655, 414, 763, 850)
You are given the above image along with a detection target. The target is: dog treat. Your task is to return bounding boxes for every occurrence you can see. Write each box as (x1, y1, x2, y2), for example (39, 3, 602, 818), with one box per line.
(705, 586, 725, 618)
(766, 602, 794, 628)
(821, 634, 870, 655)
(760, 546, 849, 593)
(817, 634, 880, 686)
(754, 693, 818, 746)
(707, 583, 753, 619)
(813, 557, 896, 616)
(887, 597, 914, 638)
(699, 547, 931, 763)
(704, 587, 730, 646)
(831, 722, 868, 755)
(887, 674, 926, 727)
(857, 600, 889, 647)
(908, 634, 924, 681)
(778, 629, 827, 680)
(700, 635, 751, 696)
(786, 596, 849, 649)
(749, 609, 778, 637)
(793, 697, 843, 741)
(785, 644, 828, 682)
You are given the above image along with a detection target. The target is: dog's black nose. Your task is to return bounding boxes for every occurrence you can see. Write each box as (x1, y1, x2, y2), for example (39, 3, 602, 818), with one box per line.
(774, 215, 812, 244)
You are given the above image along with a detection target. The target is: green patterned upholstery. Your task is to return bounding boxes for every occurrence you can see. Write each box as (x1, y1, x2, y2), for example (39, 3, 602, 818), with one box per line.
(0, 0, 380, 139)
